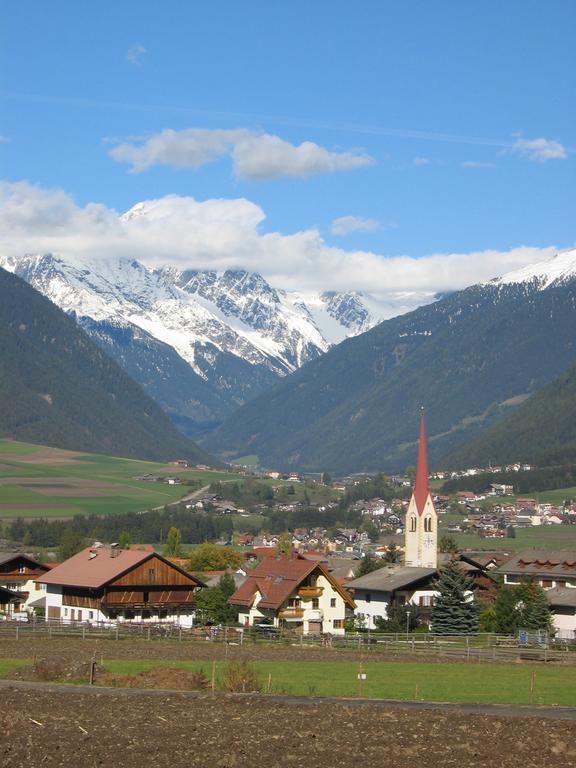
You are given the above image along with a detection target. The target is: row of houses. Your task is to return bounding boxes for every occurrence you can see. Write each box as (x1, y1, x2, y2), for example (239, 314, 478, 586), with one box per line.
(1, 545, 576, 638)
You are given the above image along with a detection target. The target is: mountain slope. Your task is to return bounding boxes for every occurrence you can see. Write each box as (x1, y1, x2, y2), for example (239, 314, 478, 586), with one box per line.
(204, 248, 576, 473)
(442, 360, 576, 469)
(0, 246, 397, 435)
(0, 267, 214, 463)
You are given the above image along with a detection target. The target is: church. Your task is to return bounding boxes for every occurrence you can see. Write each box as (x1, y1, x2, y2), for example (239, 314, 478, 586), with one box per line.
(404, 412, 438, 569)
(346, 412, 484, 629)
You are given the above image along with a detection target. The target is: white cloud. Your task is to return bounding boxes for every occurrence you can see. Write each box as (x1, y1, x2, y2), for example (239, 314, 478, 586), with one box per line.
(0, 181, 557, 303)
(412, 157, 431, 166)
(461, 160, 496, 169)
(331, 216, 381, 236)
(109, 128, 374, 179)
(512, 137, 567, 162)
(126, 44, 147, 66)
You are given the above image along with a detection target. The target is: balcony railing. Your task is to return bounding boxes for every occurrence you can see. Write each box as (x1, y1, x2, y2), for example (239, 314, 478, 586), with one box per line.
(278, 607, 304, 620)
(298, 586, 323, 598)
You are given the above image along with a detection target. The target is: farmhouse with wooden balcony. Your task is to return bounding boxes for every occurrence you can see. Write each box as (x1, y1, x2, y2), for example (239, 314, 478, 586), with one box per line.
(37, 544, 205, 626)
(0, 552, 51, 615)
(228, 555, 356, 635)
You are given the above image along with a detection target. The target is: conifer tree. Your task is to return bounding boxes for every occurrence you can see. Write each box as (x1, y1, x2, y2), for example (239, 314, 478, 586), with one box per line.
(431, 559, 478, 634)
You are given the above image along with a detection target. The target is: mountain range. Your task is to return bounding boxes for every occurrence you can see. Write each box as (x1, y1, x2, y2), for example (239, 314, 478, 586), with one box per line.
(0, 267, 213, 464)
(204, 248, 576, 473)
(0, 209, 396, 437)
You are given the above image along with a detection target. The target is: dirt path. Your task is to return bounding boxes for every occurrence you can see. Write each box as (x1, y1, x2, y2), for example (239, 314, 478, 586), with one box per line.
(1, 678, 575, 720)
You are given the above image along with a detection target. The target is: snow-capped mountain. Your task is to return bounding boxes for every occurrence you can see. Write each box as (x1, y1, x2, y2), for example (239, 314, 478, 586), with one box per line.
(0, 249, 391, 436)
(488, 246, 576, 290)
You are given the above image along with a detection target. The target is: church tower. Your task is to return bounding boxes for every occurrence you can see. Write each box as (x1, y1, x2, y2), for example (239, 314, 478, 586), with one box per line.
(404, 412, 438, 568)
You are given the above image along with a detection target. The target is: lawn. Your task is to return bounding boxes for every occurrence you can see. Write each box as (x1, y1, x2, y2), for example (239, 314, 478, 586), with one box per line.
(1, 657, 574, 706)
(0, 439, 244, 519)
(446, 525, 576, 552)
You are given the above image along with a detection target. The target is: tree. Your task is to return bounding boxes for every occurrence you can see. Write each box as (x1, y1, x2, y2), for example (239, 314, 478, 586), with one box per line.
(375, 603, 420, 633)
(188, 543, 244, 572)
(356, 554, 385, 577)
(506, 525, 516, 539)
(118, 530, 131, 549)
(277, 531, 293, 558)
(521, 584, 553, 633)
(439, 535, 458, 554)
(361, 519, 379, 543)
(382, 543, 402, 564)
(195, 573, 239, 625)
(431, 560, 478, 635)
(494, 582, 552, 635)
(163, 526, 182, 557)
(58, 530, 85, 562)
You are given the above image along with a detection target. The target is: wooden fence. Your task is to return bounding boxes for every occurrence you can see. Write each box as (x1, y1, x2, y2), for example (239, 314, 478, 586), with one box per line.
(0, 618, 575, 662)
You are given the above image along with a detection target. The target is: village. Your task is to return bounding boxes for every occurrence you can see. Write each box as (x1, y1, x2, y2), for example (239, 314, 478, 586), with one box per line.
(1, 417, 575, 643)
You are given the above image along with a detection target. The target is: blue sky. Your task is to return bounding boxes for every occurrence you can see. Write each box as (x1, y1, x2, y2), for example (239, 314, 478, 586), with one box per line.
(0, 1, 574, 298)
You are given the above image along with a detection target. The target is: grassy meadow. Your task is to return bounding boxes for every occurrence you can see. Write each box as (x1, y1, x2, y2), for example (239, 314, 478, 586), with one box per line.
(0, 439, 243, 519)
(0, 657, 574, 706)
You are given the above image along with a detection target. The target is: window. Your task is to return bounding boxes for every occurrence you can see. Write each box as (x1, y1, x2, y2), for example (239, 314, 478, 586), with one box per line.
(288, 598, 301, 608)
(148, 568, 156, 583)
(312, 598, 319, 609)
(365, 593, 371, 604)
(409, 516, 417, 532)
(419, 595, 433, 607)
(424, 516, 432, 532)
(89, 611, 94, 619)
(333, 620, 343, 629)
(330, 598, 336, 608)
(143, 591, 149, 603)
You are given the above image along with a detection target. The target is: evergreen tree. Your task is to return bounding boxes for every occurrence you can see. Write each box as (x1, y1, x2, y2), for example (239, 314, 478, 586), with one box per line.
(431, 560, 478, 635)
(494, 585, 522, 634)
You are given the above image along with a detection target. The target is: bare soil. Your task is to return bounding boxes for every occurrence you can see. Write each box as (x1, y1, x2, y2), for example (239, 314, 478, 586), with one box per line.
(0, 685, 575, 768)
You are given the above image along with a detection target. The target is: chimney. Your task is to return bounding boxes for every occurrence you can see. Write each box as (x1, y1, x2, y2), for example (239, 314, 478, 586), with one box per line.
(110, 543, 119, 558)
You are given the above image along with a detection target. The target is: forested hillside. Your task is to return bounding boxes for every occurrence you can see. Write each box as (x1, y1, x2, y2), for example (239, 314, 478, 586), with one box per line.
(442, 361, 576, 470)
(0, 268, 214, 463)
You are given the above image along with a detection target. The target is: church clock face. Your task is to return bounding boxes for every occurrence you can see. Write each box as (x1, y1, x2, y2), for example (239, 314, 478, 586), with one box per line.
(423, 534, 435, 548)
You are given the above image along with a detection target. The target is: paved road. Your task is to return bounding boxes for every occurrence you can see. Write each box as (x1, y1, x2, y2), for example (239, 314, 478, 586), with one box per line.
(1, 679, 574, 720)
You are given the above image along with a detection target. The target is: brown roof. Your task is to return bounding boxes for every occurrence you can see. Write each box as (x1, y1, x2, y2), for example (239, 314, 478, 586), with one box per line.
(37, 546, 203, 589)
(229, 557, 355, 611)
(495, 550, 576, 579)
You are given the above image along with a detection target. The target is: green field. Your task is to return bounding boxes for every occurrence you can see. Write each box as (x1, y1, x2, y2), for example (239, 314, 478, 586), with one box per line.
(1, 657, 574, 706)
(0, 439, 244, 519)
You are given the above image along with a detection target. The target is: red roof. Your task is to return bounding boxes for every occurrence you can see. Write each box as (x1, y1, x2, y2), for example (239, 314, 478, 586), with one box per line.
(229, 557, 355, 610)
(413, 412, 431, 515)
(37, 546, 202, 589)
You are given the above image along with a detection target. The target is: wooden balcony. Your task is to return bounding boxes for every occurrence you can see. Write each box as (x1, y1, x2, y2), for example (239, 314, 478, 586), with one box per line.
(298, 586, 323, 598)
(278, 607, 304, 620)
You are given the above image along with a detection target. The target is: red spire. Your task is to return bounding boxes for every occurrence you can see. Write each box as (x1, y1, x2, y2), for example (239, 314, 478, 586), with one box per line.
(413, 410, 430, 515)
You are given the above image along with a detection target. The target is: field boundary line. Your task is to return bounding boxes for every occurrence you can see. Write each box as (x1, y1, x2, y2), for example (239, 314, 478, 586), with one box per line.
(0, 679, 574, 720)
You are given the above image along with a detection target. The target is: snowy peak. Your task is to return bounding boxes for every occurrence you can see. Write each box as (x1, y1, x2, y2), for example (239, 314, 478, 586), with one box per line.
(490, 247, 576, 290)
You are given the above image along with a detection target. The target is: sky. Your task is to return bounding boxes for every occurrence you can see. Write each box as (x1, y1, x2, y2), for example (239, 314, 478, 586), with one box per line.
(0, 0, 574, 300)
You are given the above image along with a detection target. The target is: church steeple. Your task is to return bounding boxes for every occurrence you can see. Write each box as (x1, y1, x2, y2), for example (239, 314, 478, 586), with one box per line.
(413, 410, 429, 515)
(404, 410, 438, 569)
